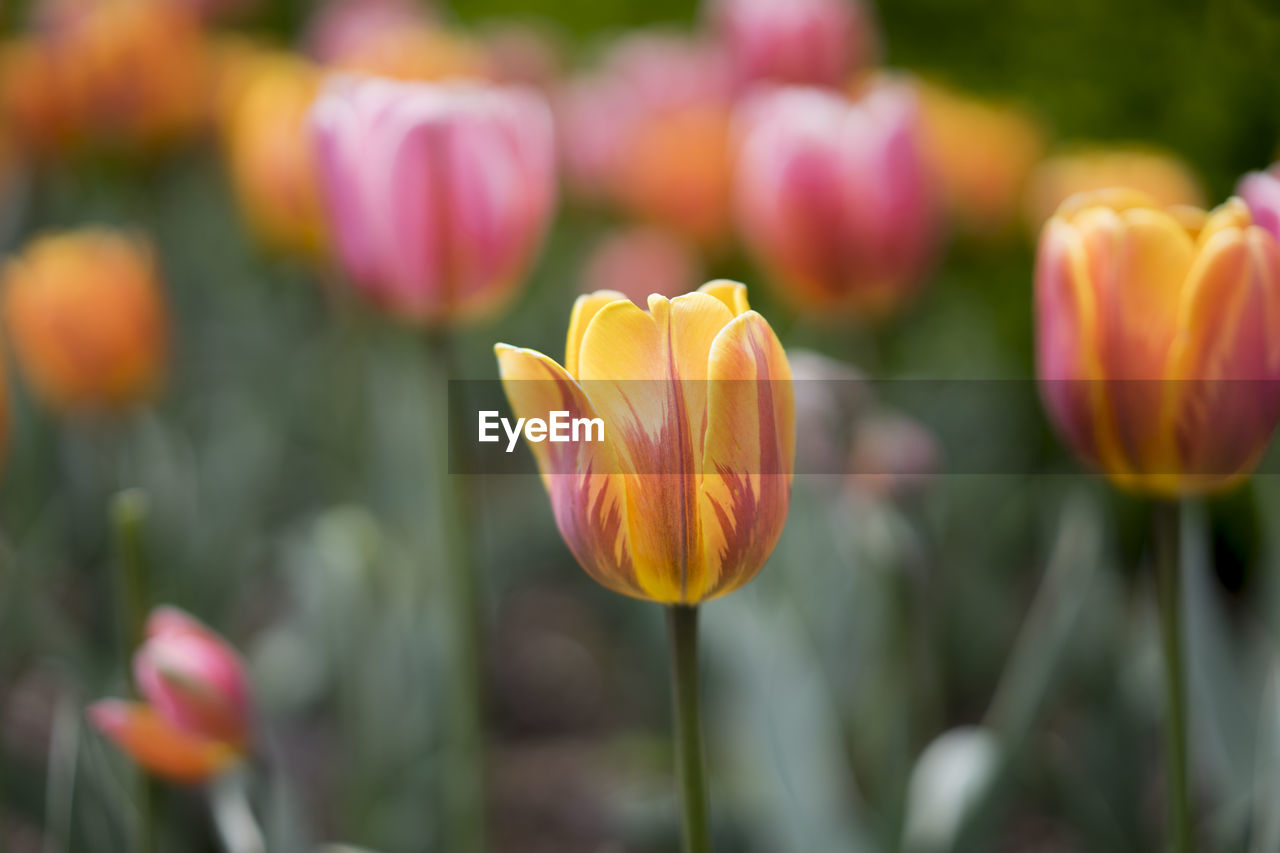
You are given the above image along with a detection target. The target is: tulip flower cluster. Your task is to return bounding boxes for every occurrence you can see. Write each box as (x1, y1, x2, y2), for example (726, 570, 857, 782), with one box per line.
(0, 0, 209, 155)
(90, 607, 253, 785)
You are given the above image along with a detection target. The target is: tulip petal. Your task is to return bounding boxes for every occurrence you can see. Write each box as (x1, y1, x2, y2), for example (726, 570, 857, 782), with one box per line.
(135, 633, 249, 747)
(697, 279, 751, 316)
(88, 700, 238, 785)
(1162, 225, 1280, 490)
(565, 290, 626, 378)
(697, 310, 794, 601)
(494, 344, 642, 598)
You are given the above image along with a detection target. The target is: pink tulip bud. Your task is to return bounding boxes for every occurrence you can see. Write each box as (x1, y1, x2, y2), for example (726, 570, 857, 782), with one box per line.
(311, 75, 556, 324)
(88, 606, 252, 785)
(709, 0, 877, 90)
(734, 80, 940, 319)
(134, 607, 252, 747)
(1238, 167, 1280, 243)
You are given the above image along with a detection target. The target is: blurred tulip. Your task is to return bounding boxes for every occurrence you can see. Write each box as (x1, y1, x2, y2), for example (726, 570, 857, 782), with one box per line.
(558, 34, 735, 247)
(310, 75, 556, 324)
(1036, 190, 1280, 495)
(1238, 166, 1280, 243)
(2, 228, 167, 412)
(848, 411, 940, 499)
(496, 281, 794, 603)
(329, 24, 488, 83)
(914, 80, 1047, 237)
(579, 226, 703, 305)
(221, 52, 328, 258)
(89, 606, 252, 784)
(735, 80, 940, 319)
(708, 0, 877, 90)
(1026, 146, 1205, 231)
(481, 21, 564, 90)
(306, 0, 434, 65)
(0, 0, 209, 154)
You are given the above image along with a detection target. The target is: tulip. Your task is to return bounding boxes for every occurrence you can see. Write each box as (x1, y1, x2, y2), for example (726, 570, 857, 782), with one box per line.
(708, 0, 877, 90)
(1036, 189, 1280, 496)
(579, 226, 703, 305)
(497, 281, 792, 852)
(495, 280, 794, 604)
(914, 80, 1046, 237)
(1026, 146, 1204, 232)
(2, 229, 167, 412)
(1237, 166, 1280, 243)
(310, 74, 556, 325)
(0, 0, 208, 154)
(220, 51, 328, 258)
(306, 0, 435, 65)
(88, 607, 252, 784)
(557, 34, 735, 247)
(734, 80, 940, 318)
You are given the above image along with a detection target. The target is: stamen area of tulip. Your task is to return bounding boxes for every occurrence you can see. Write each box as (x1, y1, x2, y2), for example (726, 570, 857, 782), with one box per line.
(479, 409, 606, 453)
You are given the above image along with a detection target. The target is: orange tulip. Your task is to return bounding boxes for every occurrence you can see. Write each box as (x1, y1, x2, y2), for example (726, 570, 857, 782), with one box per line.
(1036, 190, 1280, 495)
(0, 0, 208, 154)
(1026, 146, 1205, 231)
(496, 281, 794, 604)
(915, 80, 1046, 236)
(220, 51, 328, 258)
(3, 229, 167, 412)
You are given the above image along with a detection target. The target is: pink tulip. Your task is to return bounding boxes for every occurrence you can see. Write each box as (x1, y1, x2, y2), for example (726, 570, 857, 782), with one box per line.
(709, 0, 877, 90)
(310, 75, 556, 323)
(88, 606, 252, 784)
(305, 0, 433, 64)
(579, 226, 703, 304)
(1238, 166, 1280, 243)
(734, 80, 940, 318)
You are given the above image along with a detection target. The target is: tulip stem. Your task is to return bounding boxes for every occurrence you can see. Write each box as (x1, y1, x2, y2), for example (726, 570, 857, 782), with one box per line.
(111, 489, 157, 853)
(1153, 500, 1191, 853)
(426, 331, 486, 853)
(667, 605, 711, 853)
(210, 770, 265, 853)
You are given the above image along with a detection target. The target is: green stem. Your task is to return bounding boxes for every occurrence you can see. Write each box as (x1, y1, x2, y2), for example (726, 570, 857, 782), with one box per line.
(1153, 500, 1191, 853)
(111, 489, 157, 853)
(667, 605, 710, 853)
(425, 331, 485, 853)
(209, 770, 265, 853)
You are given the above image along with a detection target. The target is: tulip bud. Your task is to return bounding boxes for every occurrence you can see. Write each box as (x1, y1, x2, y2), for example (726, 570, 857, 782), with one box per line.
(708, 0, 877, 90)
(496, 281, 794, 604)
(311, 75, 556, 325)
(88, 606, 252, 785)
(914, 80, 1046, 237)
(1025, 146, 1204, 232)
(2, 229, 167, 413)
(220, 51, 328, 258)
(734, 81, 940, 319)
(1238, 166, 1280, 243)
(1036, 190, 1280, 495)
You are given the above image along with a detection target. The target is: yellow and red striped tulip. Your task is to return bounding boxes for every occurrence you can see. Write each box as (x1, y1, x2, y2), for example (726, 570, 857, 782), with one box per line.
(2, 229, 167, 412)
(1026, 146, 1205, 232)
(89, 607, 252, 784)
(220, 51, 328, 258)
(1036, 190, 1280, 495)
(495, 281, 794, 604)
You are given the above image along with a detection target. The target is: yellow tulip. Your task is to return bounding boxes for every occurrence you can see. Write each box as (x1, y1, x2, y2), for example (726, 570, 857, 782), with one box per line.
(1036, 190, 1280, 496)
(496, 281, 794, 604)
